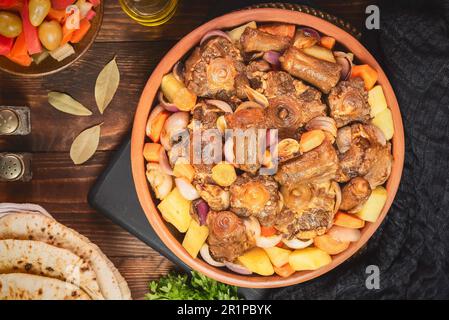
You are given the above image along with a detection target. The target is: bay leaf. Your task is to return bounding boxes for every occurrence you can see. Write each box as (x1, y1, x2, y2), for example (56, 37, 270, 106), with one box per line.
(48, 92, 93, 116)
(70, 124, 101, 165)
(95, 56, 120, 114)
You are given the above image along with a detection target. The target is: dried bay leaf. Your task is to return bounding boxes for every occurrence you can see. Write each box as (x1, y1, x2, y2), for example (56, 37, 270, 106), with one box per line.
(70, 124, 102, 165)
(48, 92, 93, 116)
(95, 56, 120, 114)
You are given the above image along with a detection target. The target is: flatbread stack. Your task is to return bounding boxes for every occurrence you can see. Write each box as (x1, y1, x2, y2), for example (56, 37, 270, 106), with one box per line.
(0, 204, 131, 300)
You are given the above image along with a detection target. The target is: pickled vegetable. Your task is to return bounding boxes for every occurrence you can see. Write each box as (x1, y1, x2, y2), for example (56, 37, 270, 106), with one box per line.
(38, 20, 62, 51)
(29, 0, 51, 27)
(0, 11, 22, 38)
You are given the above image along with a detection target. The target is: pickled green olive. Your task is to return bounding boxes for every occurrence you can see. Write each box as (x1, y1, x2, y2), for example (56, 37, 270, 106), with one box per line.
(0, 11, 23, 38)
(29, 0, 51, 27)
(38, 20, 62, 51)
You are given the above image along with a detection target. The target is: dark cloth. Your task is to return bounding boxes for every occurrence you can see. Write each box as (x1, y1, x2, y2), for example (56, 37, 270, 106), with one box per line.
(258, 1, 449, 300)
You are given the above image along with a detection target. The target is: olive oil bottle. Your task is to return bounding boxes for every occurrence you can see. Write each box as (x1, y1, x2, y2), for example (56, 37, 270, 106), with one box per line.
(119, 0, 178, 26)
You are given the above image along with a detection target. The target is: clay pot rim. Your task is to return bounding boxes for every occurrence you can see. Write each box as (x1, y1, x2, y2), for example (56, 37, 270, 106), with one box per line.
(131, 8, 405, 288)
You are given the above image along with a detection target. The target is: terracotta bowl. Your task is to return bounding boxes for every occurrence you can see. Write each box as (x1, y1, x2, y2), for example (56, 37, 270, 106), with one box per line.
(0, 2, 103, 77)
(131, 9, 405, 288)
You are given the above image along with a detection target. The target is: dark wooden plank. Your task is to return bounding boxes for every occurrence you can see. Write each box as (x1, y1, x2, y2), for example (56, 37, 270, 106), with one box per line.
(0, 41, 174, 152)
(110, 257, 176, 300)
(0, 152, 110, 210)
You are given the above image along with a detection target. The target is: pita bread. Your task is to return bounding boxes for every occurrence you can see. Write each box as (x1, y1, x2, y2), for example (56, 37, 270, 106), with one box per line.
(0, 239, 104, 300)
(0, 212, 131, 300)
(0, 273, 90, 300)
(0, 203, 52, 220)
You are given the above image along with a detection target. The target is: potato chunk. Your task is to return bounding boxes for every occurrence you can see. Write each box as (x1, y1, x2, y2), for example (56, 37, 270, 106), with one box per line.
(289, 247, 332, 271)
(238, 247, 274, 276)
(182, 220, 209, 258)
(368, 85, 388, 117)
(371, 108, 394, 140)
(157, 187, 192, 232)
(355, 186, 387, 222)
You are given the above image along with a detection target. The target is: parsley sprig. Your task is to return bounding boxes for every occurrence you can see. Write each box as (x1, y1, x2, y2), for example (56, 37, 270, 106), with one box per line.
(145, 271, 241, 300)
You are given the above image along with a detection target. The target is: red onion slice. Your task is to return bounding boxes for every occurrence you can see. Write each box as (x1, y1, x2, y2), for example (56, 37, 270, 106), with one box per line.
(158, 91, 179, 112)
(175, 178, 200, 200)
(206, 99, 233, 113)
(225, 261, 252, 275)
(200, 244, 225, 267)
(336, 56, 352, 81)
(172, 61, 184, 83)
(159, 148, 174, 175)
(263, 50, 281, 67)
(255, 234, 282, 248)
(146, 105, 165, 138)
(195, 199, 209, 225)
(282, 238, 313, 249)
(300, 27, 321, 41)
(328, 226, 361, 242)
(200, 30, 232, 46)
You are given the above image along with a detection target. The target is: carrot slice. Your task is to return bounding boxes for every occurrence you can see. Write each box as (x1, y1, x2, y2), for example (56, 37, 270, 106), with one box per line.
(320, 36, 336, 50)
(313, 234, 350, 255)
(61, 24, 74, 45)
(260, 226, 277, 237)
(274, 263, 295, 278)
(351, 64, 378, 90)
(47, 8, 66, 23)
(6, 32, 32, 66)
(334, 212, 365, 229)
(148, 111, 170, 143)
(143, 143, 162, 163)
(259, 23, 296, 38)
(70, 19, 91, 43)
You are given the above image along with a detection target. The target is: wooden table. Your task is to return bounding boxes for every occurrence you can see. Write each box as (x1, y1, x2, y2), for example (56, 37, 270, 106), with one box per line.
(0, 0, 370, 299)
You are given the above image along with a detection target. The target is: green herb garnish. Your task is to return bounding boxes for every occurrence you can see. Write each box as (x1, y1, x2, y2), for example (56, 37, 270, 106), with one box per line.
(145, 271, 241, 300)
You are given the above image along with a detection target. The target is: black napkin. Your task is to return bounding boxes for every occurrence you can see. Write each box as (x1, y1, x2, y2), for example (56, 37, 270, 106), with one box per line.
(266, 0, 449, 300)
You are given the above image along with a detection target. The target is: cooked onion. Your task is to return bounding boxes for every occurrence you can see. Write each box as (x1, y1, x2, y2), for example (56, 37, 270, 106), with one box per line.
(328, 226, 361, 242)
(146, 105, 165, 137)
(282, 238, 313, 249)
(256, 234, 282, 248)
(244, 85, 269, 107)
(164, 112, 189, 133)
(200, 30, 232, 46)
(235, 101, 264, 113)
(300, 27, 321, 41)
(172, 61, 184, 83)
(225, 261, 252, 275)
(336, 126, 352, 153)
(159, 148, 174, 175)
(336, 56, 352, 81)
(244, 216, 261, 237)
(224, 138, 235, 164)
(263, 50, 281, 67)
(334, 51, 354, 62)
(195, 199, 210, 225)
(206, 99, 233, 113)
(158, 91, 179, 112)
(175, 178, 200, 200)
(332, 181, 342, 214)
(200, 244, 225, 267)
(306, 116, 337, 138)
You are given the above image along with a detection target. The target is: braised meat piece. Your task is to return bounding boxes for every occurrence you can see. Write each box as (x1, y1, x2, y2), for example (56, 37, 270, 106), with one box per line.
(184, 37, 249, 104)
(206, 211, 255, 262)
(337, 123, 393, 188)
(240, 27, 291, 53)
(225, 104, 268, 174)
(189, 101, 226, 184)
(340, 177, 372, 213)
(195, 184, 230, 211)
(280, 46, 341, 94)
(246, 59, 272, 89)
(275, 139, 339, 187)
(230, 174, 280, 227)
(276, 181, 338, 239)
(328, 78, 370, 128)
